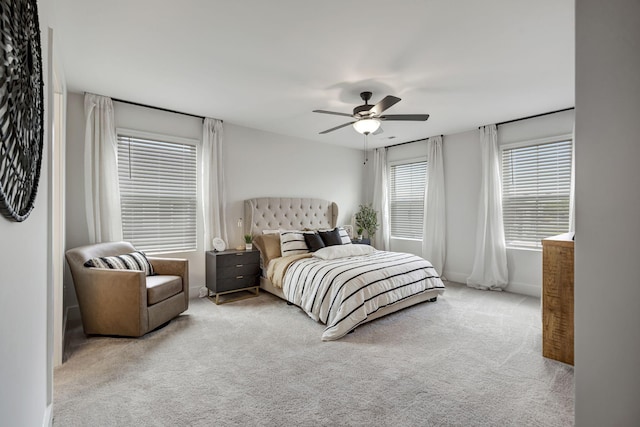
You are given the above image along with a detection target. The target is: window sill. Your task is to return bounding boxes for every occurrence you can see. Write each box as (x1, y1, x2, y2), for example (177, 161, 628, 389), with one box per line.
(506, 246, 542, 253)
(390, 237, 423, 242)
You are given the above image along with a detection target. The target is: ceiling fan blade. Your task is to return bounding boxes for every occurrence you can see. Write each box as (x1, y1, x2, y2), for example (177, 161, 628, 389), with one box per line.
(369, 95, 401, 116)
(319, 121, 355, 134)
(313, 109, 353, 118)
(379, 114, 430, 121)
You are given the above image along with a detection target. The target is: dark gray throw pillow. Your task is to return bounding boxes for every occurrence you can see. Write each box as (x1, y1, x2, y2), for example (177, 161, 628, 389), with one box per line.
(304, 232, 326, 252)
(318, 228, 343, 247)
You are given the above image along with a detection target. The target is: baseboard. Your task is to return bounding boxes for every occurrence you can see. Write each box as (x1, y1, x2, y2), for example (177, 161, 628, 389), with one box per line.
(442, 270, 468, 284)
(43, 403, 53, 427)
(443, 270, 540, 298)
(63, 305, 80, 341)
(65, 305, 80, 323)
(190, 285, 207, 299)
(504, 281, 541, 298)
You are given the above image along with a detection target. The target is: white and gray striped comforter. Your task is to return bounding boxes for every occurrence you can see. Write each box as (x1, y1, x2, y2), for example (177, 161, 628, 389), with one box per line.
(282, 250, 445, 340)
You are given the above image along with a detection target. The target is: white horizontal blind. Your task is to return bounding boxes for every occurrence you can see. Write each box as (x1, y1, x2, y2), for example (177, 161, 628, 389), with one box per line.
(117, 134, 197, 253)
(502, 139, 572, 248)
(389, 161, 427, 239)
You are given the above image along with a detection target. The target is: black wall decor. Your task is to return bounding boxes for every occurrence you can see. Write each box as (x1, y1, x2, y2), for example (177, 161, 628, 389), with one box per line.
(0, 0, 44, 222)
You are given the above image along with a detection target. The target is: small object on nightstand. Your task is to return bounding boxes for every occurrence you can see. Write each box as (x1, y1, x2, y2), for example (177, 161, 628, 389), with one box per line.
(206, 249, 260, 304)
(212, 237, 226, 252)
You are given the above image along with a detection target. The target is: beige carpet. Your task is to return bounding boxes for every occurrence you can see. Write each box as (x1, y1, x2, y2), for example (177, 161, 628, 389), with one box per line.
(54, 282, 574, 426)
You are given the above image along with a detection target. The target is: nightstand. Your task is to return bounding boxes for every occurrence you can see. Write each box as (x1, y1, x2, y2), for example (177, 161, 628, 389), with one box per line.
(351, 238, 371, 245)
(206, 249, 260, 304)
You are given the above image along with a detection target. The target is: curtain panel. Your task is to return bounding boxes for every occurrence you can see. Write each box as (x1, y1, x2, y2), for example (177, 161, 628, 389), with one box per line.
(422, 135, 446, 277)
(372, 148, 390, 250)
(83, 93, 122, 243)
(467, 125, 508, 290)
(202, 118, 228, 251)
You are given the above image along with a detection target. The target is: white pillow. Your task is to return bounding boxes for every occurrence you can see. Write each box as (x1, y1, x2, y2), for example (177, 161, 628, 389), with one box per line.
(279, 230, 309, 256)
(262, 229, 280, 235)
(313, 244, 375, 260)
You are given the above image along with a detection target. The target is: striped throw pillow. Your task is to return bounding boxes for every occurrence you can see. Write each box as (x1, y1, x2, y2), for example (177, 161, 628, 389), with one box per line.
(279, 230, 309, 257)
(84, 251, 155, 276)
(338, 226, 352, 245)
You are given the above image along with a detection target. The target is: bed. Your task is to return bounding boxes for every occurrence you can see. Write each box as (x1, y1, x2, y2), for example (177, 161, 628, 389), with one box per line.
(244, 197, 445, 340)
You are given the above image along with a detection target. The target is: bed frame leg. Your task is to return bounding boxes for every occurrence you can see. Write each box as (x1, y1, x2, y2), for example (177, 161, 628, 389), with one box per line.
(287, 301, 293, 305)
(428, 296, 438, 303)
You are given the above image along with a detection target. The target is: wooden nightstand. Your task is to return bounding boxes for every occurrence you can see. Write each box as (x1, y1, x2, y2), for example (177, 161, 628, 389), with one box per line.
(351, 238, 371, 245)
(206, 249, 260, 304)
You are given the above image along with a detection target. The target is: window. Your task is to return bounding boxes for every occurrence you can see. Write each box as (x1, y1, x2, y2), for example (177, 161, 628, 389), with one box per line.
(389, 160, 427, 239)
(501, 137, 572, 249)
(117, 132, 197, 253)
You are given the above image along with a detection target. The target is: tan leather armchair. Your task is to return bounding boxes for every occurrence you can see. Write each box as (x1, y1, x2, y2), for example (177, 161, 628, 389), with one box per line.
(66, 241, 189, 337)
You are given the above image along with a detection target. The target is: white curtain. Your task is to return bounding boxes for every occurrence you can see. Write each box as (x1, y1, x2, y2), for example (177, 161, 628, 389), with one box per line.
(84, 93, 122, 243)
(467, 125, 508, 290)
(372, 148, 390, 250)
(422, 135, 446, 277)
(202, 118, 228, 251)
(569, 123, 576, 233)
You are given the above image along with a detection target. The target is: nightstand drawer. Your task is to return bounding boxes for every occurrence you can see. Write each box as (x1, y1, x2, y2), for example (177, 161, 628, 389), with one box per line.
(217, 263, 260, 279)
(216, 275, 259, 293)
(216, 250, 259, 267)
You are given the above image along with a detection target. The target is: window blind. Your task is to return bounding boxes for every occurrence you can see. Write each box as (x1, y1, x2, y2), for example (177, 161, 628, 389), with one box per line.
(501, 139, 572, 248)
(117, 134, 197, 253)
(389, 161, 427, 239)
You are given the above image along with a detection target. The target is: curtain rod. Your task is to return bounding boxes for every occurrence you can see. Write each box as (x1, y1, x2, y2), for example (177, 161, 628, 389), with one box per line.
(384, 134, 444, 149)
(84, 92, 213, 121)
(112, 97, 208, 121)
(478, 107, 574, 129)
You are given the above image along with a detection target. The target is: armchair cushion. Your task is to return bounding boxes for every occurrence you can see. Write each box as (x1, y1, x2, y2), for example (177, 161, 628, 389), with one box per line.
(146, 275, 183, 305)
(84, 251, 155, 276)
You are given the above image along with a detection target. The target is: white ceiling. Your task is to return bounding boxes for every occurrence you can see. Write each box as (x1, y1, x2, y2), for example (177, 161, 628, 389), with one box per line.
(53, 0, 574, 149)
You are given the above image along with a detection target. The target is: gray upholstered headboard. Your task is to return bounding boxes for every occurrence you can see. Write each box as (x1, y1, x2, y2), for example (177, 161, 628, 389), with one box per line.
(244, 197, 338, 235)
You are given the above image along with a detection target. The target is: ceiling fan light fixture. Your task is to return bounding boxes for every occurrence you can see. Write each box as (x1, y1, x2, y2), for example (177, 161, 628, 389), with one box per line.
(353, 118, 381, 135)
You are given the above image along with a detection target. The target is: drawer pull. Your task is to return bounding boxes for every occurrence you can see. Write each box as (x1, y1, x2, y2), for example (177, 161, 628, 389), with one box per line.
(235, 253, 244, 256)
(236, 275, 244, 279)
(236, 264, 243, 268)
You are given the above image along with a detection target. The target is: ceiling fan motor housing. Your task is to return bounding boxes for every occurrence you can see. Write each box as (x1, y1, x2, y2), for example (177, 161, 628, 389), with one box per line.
(353, 91, 374, 116)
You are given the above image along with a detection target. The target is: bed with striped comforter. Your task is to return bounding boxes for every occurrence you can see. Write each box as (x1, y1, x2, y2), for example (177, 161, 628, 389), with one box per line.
(280, 249, 445, 340)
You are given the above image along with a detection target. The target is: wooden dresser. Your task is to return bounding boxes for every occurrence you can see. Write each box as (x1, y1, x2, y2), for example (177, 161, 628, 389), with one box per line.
(542, 233, 574, 365)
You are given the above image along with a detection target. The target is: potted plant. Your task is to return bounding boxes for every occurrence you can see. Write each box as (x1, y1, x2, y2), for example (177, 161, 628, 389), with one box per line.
(355, 204, 379, 241)
(356, 227, 364, 240)
(244, 234, 253, 251)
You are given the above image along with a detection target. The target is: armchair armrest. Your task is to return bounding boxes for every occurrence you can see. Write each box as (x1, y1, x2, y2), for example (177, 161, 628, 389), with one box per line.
(74, 268, 148, 336)
(148, 257, 189, 300)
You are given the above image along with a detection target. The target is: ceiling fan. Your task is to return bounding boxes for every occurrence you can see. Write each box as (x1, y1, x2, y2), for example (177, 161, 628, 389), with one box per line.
(313, 91, 429, 135)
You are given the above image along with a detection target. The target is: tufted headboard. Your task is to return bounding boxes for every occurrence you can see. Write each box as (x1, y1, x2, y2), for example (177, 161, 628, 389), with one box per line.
(244, 197, 338, 235)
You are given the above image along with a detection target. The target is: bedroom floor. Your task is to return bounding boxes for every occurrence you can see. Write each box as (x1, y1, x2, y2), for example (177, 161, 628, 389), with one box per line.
(54, 282, 574, 426)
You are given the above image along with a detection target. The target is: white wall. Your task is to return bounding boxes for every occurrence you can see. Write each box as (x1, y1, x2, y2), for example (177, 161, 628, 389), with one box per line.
(442, 131, 482, 284)
(364, 109, 574, 297)
(64, 93, 364, 299)
(0, 1, 53, 425)
(224, 123, 364, 247)
(575, 1, 640, 425)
